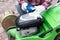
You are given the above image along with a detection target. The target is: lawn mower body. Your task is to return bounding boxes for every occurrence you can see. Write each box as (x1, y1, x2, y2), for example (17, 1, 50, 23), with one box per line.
(7, 5, 60, 40)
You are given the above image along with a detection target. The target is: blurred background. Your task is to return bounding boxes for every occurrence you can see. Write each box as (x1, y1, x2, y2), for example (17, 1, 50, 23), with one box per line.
(0, 0, 17, 40)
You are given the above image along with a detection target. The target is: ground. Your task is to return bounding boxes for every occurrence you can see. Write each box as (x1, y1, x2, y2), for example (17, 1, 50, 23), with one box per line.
(0, 0, 17, 40)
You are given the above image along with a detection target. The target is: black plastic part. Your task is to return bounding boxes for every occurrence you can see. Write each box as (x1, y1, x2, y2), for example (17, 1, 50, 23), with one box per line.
(8, 35, 15, 40)
(39, 28, 53, 38)
(16, 16, 44, 29)
(56, 28, 60, 33)
(54, 34, 60, 40)
(7, 26, 16, 32)
(57, 0, 60, 3)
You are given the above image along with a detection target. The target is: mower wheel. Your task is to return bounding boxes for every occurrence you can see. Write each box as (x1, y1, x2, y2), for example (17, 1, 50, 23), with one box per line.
(55, 34, 60, 40)
(8, 35, 15, 40)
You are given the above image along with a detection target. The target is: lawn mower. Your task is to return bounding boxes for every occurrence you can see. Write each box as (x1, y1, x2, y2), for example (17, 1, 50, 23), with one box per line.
(1, 2, 60, 40)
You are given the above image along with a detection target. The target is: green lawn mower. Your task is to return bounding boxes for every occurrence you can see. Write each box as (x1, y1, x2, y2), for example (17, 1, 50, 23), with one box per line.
(1, 3, 60, 40)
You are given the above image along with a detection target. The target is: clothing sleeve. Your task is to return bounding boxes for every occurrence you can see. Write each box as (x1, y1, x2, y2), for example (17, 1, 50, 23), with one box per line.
(18, 0, 25, 5)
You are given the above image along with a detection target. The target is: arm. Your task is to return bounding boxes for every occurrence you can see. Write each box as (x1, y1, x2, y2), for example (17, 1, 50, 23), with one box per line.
(18, 0, 35, 13)
(18, 0, 28, 12)
(28, 0, 52, 19)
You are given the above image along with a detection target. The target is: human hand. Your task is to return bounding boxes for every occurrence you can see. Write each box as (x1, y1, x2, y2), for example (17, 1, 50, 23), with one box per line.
(45, 0, 52, 4)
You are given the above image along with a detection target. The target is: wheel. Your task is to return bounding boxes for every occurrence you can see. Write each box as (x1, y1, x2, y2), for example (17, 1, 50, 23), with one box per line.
(55, 34, 60, 40)
(58, 0, 60, 2)
(8, 35, 15, 40)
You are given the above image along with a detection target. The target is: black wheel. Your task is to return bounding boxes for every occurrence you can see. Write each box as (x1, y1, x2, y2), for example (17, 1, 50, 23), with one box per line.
(58, 0, 60, 3)
(55, 34, 60, 40)
(8, 35, 15, 40)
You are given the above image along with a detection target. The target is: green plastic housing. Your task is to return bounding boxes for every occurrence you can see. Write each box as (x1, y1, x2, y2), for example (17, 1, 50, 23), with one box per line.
(7, 5, 60, 40)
